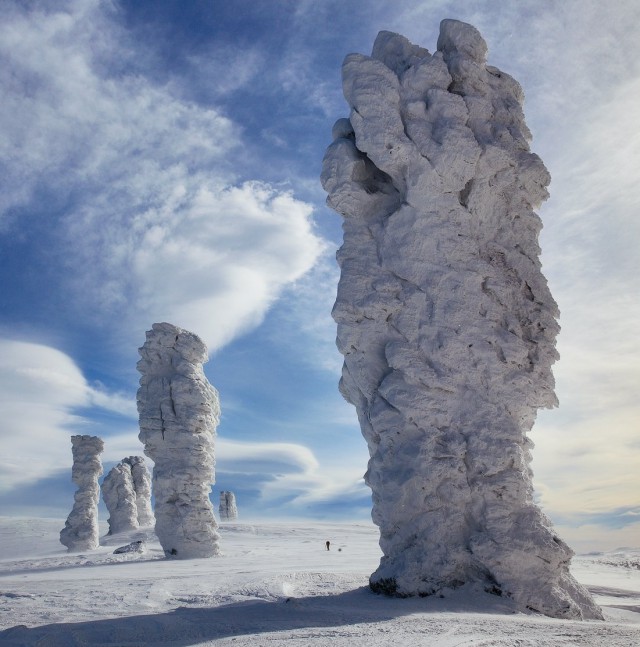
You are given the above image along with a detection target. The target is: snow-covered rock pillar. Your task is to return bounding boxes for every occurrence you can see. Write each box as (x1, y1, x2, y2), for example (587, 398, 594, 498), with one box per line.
(102, 462, 138, 535)
(123, 456, 154, 527)
(60, 435, 104, 551)
(321, 19, 602, 620)
(137, 322, 220, 558)
(219, 491, 238, 521)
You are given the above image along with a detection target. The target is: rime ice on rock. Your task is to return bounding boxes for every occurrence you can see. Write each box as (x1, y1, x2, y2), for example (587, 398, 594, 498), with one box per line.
(321, 19, 602, 620)
(219, 491, 238, 521)
(60, 435, 104, 552)
(102, 461, 138, 535)
(123, 456, 154, 527)
(137, 322, 220, 558)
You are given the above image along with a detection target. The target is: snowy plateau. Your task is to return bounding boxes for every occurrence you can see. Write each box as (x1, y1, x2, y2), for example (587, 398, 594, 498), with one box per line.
(0, 517, 639, 646)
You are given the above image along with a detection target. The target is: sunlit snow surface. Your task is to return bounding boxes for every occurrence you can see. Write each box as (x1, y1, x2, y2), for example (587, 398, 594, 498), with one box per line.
(0, 518, 638, 646)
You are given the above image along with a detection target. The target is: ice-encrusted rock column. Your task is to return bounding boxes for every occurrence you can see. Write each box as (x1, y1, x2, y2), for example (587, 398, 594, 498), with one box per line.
(137, 322, 220, 558)
(102, 461, 138, 535)
(60, 435, 104, 551)
(219, 491, 238, 521)
(321, 20, 602, 620)
(123, 456, 154, 527)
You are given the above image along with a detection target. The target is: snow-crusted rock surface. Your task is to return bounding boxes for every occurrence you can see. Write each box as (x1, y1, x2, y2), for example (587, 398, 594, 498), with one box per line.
(123, 456, 154, 527)
(219, 491, 238, 521)
(321, 19, 601, 620)
(137, 322, 220, 558)
(102, 462, 138, 535)
(59, 435, 104, 552)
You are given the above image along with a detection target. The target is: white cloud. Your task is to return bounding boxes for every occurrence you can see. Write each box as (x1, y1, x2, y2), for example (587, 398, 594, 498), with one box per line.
(0, 339, 135, 492)
(527, 32, 640, 537)
(216, 435, 369, 513)
(87, 386, 137, 418)
(100, 430, 148, 465)
(268, 253, 343, 374)
(540, 75, 640, 292)
(217, 438, 320, 476)
(181, 43, 265, 100)
(252, 463, 370, 515)
(0, 0, 325, 353)
(126, 182, 326, 351)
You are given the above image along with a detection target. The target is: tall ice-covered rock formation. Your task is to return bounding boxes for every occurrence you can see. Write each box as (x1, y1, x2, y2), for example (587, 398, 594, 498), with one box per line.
(123, 455, 154, 527)
(321, 19, 602, 620)
(102, 461, 138, 535)
(219, 491, 238, 521)
(137, 322, 221, 558)
(102, 457, 154, 534)
(60, 435, 104, 551)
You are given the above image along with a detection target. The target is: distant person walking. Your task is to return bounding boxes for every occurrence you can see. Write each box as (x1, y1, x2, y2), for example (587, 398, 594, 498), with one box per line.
(325, 540, 330, 551)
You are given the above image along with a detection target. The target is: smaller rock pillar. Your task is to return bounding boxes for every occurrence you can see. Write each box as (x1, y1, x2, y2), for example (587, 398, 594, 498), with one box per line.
(123, 455, 154, 527)
(219, 491, 238, 521)
(102, 461, 138, 535)
(60, 435, 104, 551)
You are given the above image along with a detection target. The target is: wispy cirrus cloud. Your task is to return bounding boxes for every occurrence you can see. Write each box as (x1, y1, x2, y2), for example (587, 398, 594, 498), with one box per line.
(0, 0, 325, 353)
(527, 16, 640, 541)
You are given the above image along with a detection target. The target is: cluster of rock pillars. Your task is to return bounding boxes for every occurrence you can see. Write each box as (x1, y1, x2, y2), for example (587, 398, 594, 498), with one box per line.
(58, 20, 601, 621)
(60, 323, 238, 559)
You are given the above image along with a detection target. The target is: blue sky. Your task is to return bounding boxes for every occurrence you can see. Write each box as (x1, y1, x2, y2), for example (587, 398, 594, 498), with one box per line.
(0, 0, 638, 551)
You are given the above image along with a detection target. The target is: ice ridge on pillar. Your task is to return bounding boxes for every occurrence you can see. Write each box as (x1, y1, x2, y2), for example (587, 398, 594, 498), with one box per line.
(60, 435, 104, 552)
(321, 19, 602, 620)
(137, 322, 221, 558)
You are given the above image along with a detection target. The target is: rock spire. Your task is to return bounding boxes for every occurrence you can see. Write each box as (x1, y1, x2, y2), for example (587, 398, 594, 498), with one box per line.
(137, 322, 220, 558)
(102, 461, 138, 535)
(321, 19, 601, 620)
(219, 491, 238, 521)
(60, 435, 104, 552)
(123, 456, 154, 527)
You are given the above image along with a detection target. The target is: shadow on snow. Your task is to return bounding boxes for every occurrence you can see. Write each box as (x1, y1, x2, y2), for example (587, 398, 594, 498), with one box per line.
(0, 585, 518, 646)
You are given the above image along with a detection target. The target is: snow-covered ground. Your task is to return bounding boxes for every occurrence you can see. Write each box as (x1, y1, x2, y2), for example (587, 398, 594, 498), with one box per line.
(0, 517, 638, 646)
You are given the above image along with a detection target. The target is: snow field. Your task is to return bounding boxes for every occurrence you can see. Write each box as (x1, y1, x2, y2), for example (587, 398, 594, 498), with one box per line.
(0, 518, 639, 646)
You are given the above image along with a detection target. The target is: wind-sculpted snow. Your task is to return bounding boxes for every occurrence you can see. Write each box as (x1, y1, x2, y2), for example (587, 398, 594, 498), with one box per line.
(137, 322, 220, 558)
(321, 19, 602, 620)
(219, 491, 238, 521)
(102, 461, 138, 535)
(123, 456, 154, 527)
(59, 435, 104, 552)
